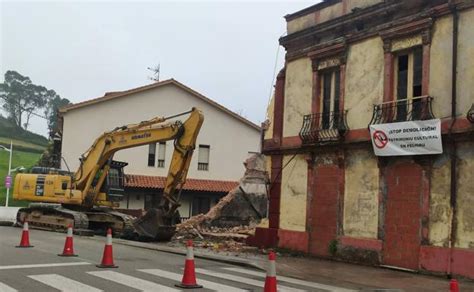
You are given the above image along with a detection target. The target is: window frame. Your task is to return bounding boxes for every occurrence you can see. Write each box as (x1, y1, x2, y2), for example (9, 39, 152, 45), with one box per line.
(148, 143, 156, 167)
(157, 142, 166, 168)
(393, 46, 424, 121)
(197, 144, 210, 171)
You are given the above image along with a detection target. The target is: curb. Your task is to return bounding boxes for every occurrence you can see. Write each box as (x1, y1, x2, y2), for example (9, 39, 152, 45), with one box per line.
(107, 238, 266, 271)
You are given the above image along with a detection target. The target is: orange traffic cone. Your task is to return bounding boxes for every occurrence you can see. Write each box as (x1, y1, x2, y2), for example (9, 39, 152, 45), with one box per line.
(450, 279, 459, 292)
(16, 221, 33, 248)
(96, 228, 118, 268)
(175, 240, 203, 289)
(264, 251, 277, 292)
(58, 225, 77, 257)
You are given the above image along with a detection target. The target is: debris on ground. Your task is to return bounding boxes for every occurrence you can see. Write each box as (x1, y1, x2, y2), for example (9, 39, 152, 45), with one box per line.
(172, 154, 268, 253)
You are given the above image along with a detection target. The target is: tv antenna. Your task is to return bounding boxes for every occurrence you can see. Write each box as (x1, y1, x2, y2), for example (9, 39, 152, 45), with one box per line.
(147, 63, 160, 82)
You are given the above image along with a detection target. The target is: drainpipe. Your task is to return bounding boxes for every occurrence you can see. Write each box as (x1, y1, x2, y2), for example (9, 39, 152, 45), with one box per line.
(447, 1, 458, 278)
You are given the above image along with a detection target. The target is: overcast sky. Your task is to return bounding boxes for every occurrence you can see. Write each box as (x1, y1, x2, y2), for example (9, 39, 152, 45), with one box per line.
(0, 0, 315, 137)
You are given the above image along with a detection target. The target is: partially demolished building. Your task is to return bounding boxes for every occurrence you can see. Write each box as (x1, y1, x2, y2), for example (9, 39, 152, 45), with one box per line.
(255, 0, 474, 279)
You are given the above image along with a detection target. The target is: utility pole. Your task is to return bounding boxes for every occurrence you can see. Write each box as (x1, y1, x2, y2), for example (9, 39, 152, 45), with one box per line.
(1, 141, 13, 207)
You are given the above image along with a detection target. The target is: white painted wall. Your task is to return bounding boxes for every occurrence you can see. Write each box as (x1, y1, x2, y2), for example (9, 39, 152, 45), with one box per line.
(61, 83, 260, 181)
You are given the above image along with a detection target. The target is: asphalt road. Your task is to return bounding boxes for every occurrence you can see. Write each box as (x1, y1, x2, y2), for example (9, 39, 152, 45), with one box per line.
(0, 226, 355, 292)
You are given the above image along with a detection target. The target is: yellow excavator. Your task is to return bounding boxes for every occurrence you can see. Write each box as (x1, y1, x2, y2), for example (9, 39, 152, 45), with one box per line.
(13, 108, 204, 241)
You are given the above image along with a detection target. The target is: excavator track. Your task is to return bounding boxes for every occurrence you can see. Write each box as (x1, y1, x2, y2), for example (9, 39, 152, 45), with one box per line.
(17, 204, 89, 232)
(17, 204, 137, 238)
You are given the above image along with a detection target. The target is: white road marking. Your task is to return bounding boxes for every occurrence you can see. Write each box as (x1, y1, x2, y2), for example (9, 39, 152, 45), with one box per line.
(223, 267, 357, 292)
(139, 268, 246, 292)
(195, 268, 306, 292)
(28, 274, 102, 292)
(0, 262, 91, 270)
(88, 270, 180, 292)
(0, 282, 17, 292)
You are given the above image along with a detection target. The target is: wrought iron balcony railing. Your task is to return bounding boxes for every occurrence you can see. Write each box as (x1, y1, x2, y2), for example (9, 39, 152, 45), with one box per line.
(299, 110, 348, 145)
(369, 96, 435, 125)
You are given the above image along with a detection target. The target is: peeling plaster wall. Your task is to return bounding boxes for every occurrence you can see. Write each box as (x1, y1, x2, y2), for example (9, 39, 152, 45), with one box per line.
(457, 8, 474, 116)
(264, 94, 274, 140)
(280, 154, 307, 232)
(286, 0, 382, 35)
(318, 2, 343, 24)
(283, 58, 312, 137)
(345, 37, 384, 129)
(429, 15, 453, 120)
(343, 148, 379, 239)
(287, 13, 316, 35)
(429, 153, 451, 247)
(456, 141, 474, 249)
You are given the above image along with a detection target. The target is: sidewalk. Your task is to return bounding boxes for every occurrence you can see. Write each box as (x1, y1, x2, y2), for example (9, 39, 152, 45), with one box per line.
(107, 237, 474, 292)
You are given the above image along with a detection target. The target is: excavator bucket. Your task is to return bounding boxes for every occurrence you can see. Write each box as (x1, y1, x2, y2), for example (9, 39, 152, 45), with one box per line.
(132, 208, 176, 241)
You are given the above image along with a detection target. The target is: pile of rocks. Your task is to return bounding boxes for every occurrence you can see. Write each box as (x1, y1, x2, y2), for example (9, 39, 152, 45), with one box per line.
(172, 154, 268, 252)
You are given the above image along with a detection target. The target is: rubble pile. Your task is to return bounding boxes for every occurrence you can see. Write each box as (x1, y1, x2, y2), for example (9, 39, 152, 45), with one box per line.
(172, 154, 268, 252)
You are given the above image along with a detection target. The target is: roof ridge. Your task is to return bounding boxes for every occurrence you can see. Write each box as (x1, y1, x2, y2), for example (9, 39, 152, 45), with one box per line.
(59, 79, 261, 131)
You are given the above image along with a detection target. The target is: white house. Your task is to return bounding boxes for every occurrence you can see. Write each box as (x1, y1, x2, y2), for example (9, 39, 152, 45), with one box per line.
(59, 79, 261, 218)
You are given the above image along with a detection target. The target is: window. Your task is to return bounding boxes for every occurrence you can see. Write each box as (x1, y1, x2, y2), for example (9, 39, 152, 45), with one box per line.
(157, 142, 166, 168)
(197, 145, 210, 171)
(395, 47, 423, 121)
(192, 196, 211, 215)
(148, 143, 156, 167)
(108, 168, 120, 188)
(320, 69, 341, 129)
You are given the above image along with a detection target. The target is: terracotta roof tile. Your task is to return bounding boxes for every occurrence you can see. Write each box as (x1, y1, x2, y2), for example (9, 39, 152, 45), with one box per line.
(125, 174, 239, 193)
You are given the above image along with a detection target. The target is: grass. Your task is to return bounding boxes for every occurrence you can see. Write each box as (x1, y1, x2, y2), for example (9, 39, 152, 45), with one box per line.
(0, 137, 46, 153)
(0, 149, 42, 207)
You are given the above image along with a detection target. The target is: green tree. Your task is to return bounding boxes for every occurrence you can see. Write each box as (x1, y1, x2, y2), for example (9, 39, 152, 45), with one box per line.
(0, 70, 55, 130)
(45, 95, 70, 139)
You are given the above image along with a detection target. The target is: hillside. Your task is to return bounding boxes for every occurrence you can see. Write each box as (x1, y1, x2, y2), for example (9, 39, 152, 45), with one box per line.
(0, 115, 48, 153)
(0, 116, 48, 206)
(0, 149, 41, 206)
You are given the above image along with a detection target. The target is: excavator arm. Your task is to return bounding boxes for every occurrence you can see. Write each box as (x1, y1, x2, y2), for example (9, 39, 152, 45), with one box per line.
(72, 108, 203, 211)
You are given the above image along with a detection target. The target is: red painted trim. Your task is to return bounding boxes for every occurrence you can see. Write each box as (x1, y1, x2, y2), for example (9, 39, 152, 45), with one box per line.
(383, 52, 394, 103)
(422, 44, 430, 96)
(344, 128, 370, 142)
(269, 155, 283, 229)
(421, 163, 430, 243)
(419, 246, 474, 279)
(247, 227, 279, 248)
(452, 247, 474, 278)
(281, 136, 302, 148)
(339, 64, 346, 112)
(342, 0, 348, 15)
(305, 156, 314, 254)
(419, 246, 449, 273)
(263, 119, 472, 153)
(339, 236, 383, 251)
(314, 10, 320, 25)
(263, 139, 279, 151)
(273, 70, 286, 145)
(278, 229, 309, 253)
(312, 70, 320, 115)
(441, 117, 474, 134)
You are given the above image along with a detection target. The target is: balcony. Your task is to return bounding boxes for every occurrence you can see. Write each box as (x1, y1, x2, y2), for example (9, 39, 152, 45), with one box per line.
(299, 111, 348, 145)
(369, 96, 435, 125)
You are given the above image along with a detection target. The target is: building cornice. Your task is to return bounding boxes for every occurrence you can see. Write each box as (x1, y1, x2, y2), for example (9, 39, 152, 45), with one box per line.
(280, 1, 468, 62)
